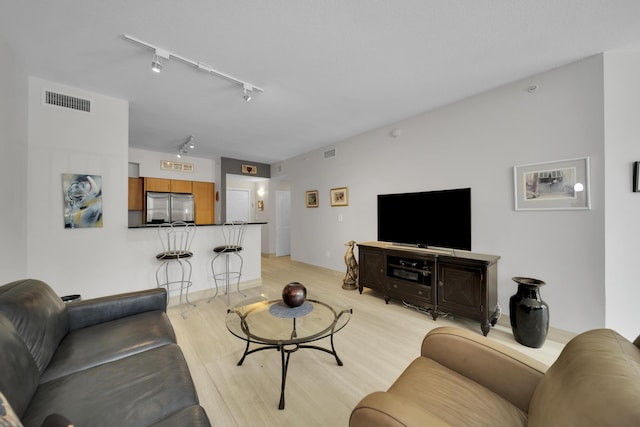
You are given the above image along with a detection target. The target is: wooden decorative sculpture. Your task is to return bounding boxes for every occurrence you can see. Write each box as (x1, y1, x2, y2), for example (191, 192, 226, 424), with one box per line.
(343, 240, 358, 290)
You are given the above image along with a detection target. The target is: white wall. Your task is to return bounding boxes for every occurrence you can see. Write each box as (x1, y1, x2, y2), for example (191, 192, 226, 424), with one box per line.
(603, 52, 640, 340)
(25, 77, 130, 297)
(23, 79, 260, 300)
(266, 178, 291, 255)
(0, 36, 28, 284)
(276, 56, 606, 334)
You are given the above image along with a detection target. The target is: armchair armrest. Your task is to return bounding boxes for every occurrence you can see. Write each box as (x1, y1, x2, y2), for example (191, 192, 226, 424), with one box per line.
(350, 391, 451, 427)
(421, 327, 547, 413)
(66, 288, 167, 331)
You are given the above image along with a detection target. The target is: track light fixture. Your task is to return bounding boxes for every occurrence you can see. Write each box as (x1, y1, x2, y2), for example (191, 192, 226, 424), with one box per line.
(243, 85, 252, 102)
(151, 54, 162, 73)
(124, 34, 264, 100)
(151, 49, 170, 73)
(176, 135, 195, 158)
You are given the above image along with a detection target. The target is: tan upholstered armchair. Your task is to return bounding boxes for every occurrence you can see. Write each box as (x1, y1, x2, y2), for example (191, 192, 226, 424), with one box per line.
(350, 326, 640, 426)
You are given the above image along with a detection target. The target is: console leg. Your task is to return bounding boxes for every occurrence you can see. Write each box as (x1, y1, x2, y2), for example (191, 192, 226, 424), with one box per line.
(481, 322, 490, 336)
(490, 306, 500, 326)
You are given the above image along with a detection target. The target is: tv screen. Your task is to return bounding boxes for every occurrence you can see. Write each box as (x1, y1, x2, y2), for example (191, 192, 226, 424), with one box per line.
(377, 188, 471, 251)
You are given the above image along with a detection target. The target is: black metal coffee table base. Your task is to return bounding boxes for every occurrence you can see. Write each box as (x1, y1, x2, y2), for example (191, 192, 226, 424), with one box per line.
(236, 327, 343, 410)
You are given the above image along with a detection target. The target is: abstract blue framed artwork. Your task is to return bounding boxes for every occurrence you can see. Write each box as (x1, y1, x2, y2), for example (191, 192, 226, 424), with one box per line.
(62, 173, 103, 228)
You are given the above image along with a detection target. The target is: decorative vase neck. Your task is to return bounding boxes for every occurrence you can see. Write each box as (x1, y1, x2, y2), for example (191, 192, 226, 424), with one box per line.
(515, 284, 542, 300)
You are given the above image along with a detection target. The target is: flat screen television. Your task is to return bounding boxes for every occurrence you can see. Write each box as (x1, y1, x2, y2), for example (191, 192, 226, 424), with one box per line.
(377, 188, 471, 251)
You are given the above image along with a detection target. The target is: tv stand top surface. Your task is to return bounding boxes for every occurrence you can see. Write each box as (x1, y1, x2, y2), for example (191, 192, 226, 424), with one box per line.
(358, 241, 500, 264)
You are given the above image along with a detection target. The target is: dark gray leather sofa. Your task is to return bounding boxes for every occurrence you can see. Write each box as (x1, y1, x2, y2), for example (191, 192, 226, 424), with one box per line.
(0, 279, 211, 427)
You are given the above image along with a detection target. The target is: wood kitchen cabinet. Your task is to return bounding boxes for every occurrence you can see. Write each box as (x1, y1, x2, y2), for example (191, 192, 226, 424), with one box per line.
(144, 178, 193, 193)
(128, 177, 144, 210)
(357, 241, 500, 336)
(170, 179, 192, 193)
(192, 181, 215, 224)
(144, 177, 171, 192)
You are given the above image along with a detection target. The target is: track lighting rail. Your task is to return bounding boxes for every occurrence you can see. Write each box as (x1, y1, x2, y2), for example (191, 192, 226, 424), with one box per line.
(123, 34, 264, 95)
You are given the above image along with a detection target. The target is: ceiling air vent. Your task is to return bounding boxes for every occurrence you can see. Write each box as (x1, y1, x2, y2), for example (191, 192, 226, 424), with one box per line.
(324, 149, 336, 159)
(44, 90, 91, 113)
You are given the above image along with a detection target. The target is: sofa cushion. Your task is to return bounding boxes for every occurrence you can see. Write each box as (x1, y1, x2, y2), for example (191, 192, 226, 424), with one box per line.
(528, 328, 640, 426)
(40, 310, 176, 383)
(149, 406, 211, 427)
(385, 357, 527, 427)
(0, 280, 69, 375)
(0, 315, 40, 418)
(66, 288, 168, 331)
(21, 344, 199, 427)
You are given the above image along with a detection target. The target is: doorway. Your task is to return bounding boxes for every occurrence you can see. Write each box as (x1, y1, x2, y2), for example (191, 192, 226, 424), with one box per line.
(275, 190, 291, 256)
(226, 188, 250, 222)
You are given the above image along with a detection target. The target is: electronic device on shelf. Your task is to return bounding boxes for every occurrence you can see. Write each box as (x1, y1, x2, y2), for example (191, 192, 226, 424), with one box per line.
(377, 187, 471, 251)
(398, 259, 418, 267)
(387, 256, 432, 285)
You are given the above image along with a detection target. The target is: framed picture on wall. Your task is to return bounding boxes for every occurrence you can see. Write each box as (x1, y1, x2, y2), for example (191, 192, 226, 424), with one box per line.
(513, 157, 591, 210)
(62, 173, 103, 228)
(634, 161, 640, 193)
(330, 187, 348, 207)
(306, 190, 319, 207)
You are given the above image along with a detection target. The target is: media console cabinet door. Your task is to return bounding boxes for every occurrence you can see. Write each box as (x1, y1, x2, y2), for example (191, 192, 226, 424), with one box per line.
(358, 246, 385, 294)
(437, 261, 484, 319)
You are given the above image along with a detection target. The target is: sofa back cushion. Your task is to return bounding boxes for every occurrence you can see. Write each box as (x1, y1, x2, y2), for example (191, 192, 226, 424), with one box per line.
(0, 314, 40, 417)
(0, 279, 69, 375)
(528, 328, 640, 426)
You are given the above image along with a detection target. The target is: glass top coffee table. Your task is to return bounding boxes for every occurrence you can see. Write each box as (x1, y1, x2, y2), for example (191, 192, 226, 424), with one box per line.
(226, 292, 352, 409)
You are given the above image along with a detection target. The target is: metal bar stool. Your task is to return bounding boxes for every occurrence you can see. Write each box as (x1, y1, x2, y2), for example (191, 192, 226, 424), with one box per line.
(209, 221, 247, 305)
(155, 221, 196, 317)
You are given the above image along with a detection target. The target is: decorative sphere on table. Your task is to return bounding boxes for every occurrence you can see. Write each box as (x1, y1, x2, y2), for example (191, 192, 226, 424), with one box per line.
(282, 282, 307, 308)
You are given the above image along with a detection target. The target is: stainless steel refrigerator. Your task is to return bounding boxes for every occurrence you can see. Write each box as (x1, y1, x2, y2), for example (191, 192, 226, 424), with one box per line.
(170, 192, 195, 223)
(146, 192, 194, 224)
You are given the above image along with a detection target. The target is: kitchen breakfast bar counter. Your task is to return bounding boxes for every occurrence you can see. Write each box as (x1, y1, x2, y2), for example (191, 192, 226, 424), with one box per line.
(127, 222, 267, 228)
(127, 222, 266, 306)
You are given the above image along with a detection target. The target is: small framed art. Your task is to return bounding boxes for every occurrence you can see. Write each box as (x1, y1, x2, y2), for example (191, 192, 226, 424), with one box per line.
(330, 187, 348, 207)
(633, 161, 640, 193)
(306, 190, 319, 208)
(513, 157, 590, 210)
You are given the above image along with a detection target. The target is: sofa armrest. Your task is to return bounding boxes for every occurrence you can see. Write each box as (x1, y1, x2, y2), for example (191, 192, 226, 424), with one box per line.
(420, 327, 547, 413)
(350, 391, 451, 427)
(66, 288, 167, 331)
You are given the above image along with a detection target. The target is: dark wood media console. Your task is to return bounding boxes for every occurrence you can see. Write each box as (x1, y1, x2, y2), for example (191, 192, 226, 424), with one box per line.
(357, 241, 500, 336)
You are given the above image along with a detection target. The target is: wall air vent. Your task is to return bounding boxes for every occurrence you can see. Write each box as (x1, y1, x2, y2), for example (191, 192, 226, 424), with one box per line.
(44, 90, 91, 113)
(324, 149, 336, 159)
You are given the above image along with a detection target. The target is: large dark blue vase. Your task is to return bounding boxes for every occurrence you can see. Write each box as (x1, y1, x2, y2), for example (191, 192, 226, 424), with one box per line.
(509, 277, 549, 348)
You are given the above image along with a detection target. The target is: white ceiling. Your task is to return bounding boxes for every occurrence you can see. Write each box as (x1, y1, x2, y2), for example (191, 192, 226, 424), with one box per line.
(3, 1, 640, 164)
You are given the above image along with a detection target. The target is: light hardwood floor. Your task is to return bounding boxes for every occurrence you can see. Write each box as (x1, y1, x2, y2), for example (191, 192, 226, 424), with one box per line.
(167, 255, 573, 427)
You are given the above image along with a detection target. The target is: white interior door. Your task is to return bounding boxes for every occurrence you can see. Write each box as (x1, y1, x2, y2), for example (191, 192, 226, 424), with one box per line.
(226, 188, 250, 222)
(275, 190, 291, 256)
